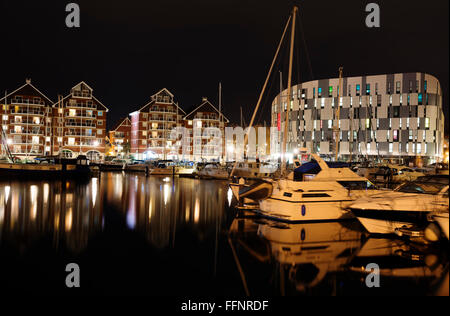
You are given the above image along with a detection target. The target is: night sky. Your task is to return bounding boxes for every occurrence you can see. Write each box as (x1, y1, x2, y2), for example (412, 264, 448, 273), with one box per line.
(0, 0, 448, 134)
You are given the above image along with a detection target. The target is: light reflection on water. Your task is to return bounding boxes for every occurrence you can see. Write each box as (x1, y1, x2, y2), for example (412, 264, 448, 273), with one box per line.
(103, 172, 228, 248)
(0, 172, 448, 295)
(228, 217, 449, 296)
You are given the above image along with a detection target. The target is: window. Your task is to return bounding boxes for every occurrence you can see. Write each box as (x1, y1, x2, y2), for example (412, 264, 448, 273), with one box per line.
(68, 137, 75, 145)
(328, 86, 333, 97)
(328, 120, 332, 129)
(98, 120, 103, 126)
(389, 143, 393, 153)
(425, 118, 430, 129)
(375, 83, 378, 95)
(2, 115, 7, 121)
(348, 85, 351, 96)
(318, 87, 322, 97)
(393, 130, 399, 141)
(396, 81, 401, 94)
(417, 143, 421, 154)
(424, 80, 427, 92)
(366, 119, 370, 129)
(321, 98, 325, 108)
(313, 87, 315, 98)
(366, 84, 370, 95)
(98, 111, 103, 116)
(302, 193, 331, 198)
(409, 130, 413, 141)
(69, 109, 76, 117)
(418, 93, 423, 105)
(356, 84, 360, 96)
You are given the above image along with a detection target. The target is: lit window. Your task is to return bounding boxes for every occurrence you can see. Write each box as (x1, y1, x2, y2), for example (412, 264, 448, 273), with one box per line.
(98, 111, 103, 116)
(366, 119, 370, 129)
(425, 118, 430, 129)
(417, 143, 421, 154)
(69, 109, 76, 117)
(328, 120, 332, 129)
(68, 137, 75, 145)
(356, 84, 360, 95)
(389, 143, 393, 153)
(328, 86, 333, 97)
(418, 93, 423, 105)
(2, 115, 7, 121)
(366, 84, 370, 95)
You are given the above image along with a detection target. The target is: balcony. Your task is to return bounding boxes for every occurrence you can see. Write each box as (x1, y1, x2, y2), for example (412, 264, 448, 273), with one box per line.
(10, 109, 45, 116)
(148, 117, 176, 122)
(65, 113, 96, 119)
(72, 91, 92, 98)
(10, 119, 44, 125)
(65, 102, 96, 109)
(9, 129, 44, 135)
(65, 122, 96, 128)
(65, 132, 97, 137)
(10, 98, 45, 106)
(149, 108, 177, 114)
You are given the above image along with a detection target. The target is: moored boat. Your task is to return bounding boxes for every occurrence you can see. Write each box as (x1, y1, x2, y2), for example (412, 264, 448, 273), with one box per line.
(350, 175, 449, 236)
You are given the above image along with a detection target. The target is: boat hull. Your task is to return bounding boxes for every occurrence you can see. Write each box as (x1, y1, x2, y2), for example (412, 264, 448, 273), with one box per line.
(257, 198, 354, 222)
(0, 163, 91, 180)
(350, 208, 430, 235)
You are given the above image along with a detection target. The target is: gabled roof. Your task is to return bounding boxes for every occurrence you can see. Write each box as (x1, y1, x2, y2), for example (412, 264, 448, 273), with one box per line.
(51, 81, 109, 112)
(151, 88, 174, 99)
(111, 117, 131, 131)
(0, 79, 54, 105)
(183, 99, 230, 123)
(71, 81, 94, 92)
(134, 88, 186, 115)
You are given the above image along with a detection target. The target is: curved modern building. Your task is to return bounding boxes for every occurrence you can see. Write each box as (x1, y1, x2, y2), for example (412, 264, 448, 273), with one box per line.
(271, 72, 445, 164)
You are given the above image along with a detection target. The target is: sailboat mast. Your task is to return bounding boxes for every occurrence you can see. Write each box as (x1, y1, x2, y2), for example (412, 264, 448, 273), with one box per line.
(280, 6, 298, 175)
(219, 82, 223, 162)
(334, 66, 343, 161)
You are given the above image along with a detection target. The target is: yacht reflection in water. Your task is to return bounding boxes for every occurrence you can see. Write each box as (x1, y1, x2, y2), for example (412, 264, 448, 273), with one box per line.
(0, 177, 103, 254)
(228, 217, 449, 295)
(103, 173, 228, 248)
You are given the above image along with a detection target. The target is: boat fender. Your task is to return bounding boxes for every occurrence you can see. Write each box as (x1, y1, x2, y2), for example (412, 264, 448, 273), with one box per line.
(424, 223, 441, 242)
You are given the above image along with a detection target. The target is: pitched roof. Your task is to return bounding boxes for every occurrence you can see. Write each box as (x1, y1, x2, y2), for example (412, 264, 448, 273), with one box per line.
(0, 79, 54, 105)
(134, 88, 186, 115)
(111, 117, 131, 131)
(51, 81, 109, 111)
(183, 99, 230, 122)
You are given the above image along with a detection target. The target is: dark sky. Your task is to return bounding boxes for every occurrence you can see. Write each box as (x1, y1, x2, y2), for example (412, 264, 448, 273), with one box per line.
(0, 0, 448, 134)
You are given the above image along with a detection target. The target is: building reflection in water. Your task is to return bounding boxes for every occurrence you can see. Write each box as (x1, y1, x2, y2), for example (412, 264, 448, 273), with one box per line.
(103, 173, 228, 249)
(228, 217, 449, 296)
(0, 177, 103, 254)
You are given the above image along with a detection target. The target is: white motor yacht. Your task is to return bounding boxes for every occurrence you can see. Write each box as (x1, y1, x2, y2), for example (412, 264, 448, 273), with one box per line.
(350, 175, 449, 236)
(230, 153, 385, 222)
(197, 163, 229, 180)
(149, 160, 175, 176)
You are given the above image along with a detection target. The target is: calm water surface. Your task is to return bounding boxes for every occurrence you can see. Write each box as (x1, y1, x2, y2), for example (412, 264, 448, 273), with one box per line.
(0, 172, 448, 295)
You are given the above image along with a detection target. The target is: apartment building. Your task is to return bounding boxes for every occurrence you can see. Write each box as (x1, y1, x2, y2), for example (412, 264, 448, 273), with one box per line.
(182, 97, 229, 162)
(130, 88, 185, 160)
(108, 117, 131, 157)
(52, 82, 108, 161)
(0, 79, 54, 159)
(271, 72, 445, 165)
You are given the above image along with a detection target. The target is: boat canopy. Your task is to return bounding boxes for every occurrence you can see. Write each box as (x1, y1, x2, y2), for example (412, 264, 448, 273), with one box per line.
(294, 161, 349, 181)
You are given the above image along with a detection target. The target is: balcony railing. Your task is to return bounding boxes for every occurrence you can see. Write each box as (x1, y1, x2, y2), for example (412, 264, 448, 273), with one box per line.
(10, 109, 45, 116)
(65, 132, 97, 137)
(149, 108, 177, 114)
(9, 129, 44, 135)
(72, 91, 92, 98)
(10, 119, 44, 125)
(65, 102, 96, 109)
(65, 122, 96, 128)
(65, 114, 96, 119)
(10, 99, 45, 106)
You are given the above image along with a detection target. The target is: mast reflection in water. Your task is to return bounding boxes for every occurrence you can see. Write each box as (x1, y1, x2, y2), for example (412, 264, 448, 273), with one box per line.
(0, 173, 448, 295)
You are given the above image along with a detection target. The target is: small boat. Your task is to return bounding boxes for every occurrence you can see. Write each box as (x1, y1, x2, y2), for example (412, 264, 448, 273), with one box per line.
(0, 155, 92, 179)
(231, 161, 278, 180)
(149, 160, 175, 176)
(197, 162, 229, 180)
(125, 160, 151, 173)
(350, 175, 449, 236)
(230, 153, 385, 222)
(175, 162, 196, 177)
(369, 164, 425, 185)
(98, 158, 129, 171)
